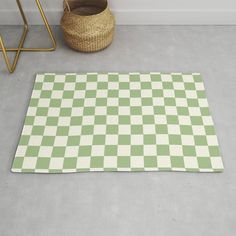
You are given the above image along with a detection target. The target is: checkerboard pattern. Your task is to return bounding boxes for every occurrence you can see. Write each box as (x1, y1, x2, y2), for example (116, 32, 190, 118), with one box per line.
(12, 73, 224, 173)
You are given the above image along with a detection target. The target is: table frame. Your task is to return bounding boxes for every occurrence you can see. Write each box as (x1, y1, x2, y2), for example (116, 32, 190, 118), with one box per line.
(0, 0, 57, 73)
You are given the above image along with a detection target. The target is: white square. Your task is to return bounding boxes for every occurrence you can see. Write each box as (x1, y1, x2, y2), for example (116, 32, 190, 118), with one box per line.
(38, 99, 50, 107)
(54, 136, 68, 146)
(65, 146, 79, 157)
(161, 74, 172, 82)
(119, 74, 129, 81)
(69, 126, 81, 136)
(182, 74, 194, 82)
(91, 146, 105, 156)
(198, 99, 209, 107)
(61, 99, 73, 108)
(192, 125, 205, 135)
(105, 135, 118, 145)
(131, 135, 143, 145)
(86, 82, 97, 90)
(48, 107, 60, 116)
(118, 145, 130, 156)
(119, 107, 130, 115)
(188, 107, 201, 116)
(130, 82, 141, 90)
(27, 107, 37, 116)
(31, 90, 41, 99)
(154, 115, 167, 124)
(140, 74, 151, 82)
(173, 82, 185, 90)
(104, 156, 117, 168)
(178, 116, 191, 125)
(35, 74, 44, 82)
(97, 90, 108, 98)
(74, 90, 85, 99)
(15, 146, 27, 157)
(202, 117, 213, 126)
(107, 116, 118, 124)
(181, 135, 195, 145)
(142, 106, 154, 115)
(93, 125, 106, 134)
(130, 98, 142, 106)
(196, 146, 210, 157)
(207, 136, 218, 146)
(54, 75, 66, 82)
(58, 117, 71, 126)
(157, 156, 171, 168)
(107, 98, 119, 106)
(195, 82, 205, 91)
(108, 82, 119, 90)
(82, 116, 95, 125)
(119, 125, 131, 134)
(51, 91, 63, 99)
(211, 157, 223, 169)
(34, 117, 47, 126)
(49, 158, 64, 169)
(175, 98, 188, 107)
(22, 125, 33, 135)
(169, 145, 183, 156)
(156, 134, 169, 144)
(165, 106, 177, 115)
(185, 90, 197, 99)
(141, 90, 152, 98)
(39, 147, 53, 157)
(168, 125, 181, 135)
(64, 83, 76, 91)
(144, 145, 157, 156)
(130, 115, 143, 124)
(71, 107, 83, 116)
(28, 136, 43, 146)
(42, 82, 53, 90)
(131, 156, 144, 168)
(44, 126, 57, 136)
(184, 156, 199, 169)
(163, 90, 175, 98)
(143, 125, 156, 134)
(77, 156, 91, 169)
(97, 74, 108, 81)
(95, 107, 107, 115)
(153, 97, 164, 106)
(152, 82, 162, 89)
(84, 98, 96, 107)
(119, 90, 130, 98)
(76, 74, 87, 82)
(22, 157, 37, 169)
(79, 135, 93, 145)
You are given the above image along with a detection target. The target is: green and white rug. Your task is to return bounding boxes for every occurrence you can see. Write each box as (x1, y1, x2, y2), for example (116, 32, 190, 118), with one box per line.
(12, 73, 224, 173)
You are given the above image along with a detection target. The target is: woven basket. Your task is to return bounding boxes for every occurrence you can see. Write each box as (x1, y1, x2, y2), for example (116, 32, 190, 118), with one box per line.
(61, 0, 115, 52)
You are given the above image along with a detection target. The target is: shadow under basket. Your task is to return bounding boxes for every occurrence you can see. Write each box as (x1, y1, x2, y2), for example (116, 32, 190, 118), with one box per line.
(61, 0, 115, 52)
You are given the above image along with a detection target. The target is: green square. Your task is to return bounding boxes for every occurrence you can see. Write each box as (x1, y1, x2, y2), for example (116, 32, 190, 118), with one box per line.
(97, 82, 108, 90)
(70, 117, 82, 126)
(63, 91, 74, 99)
(40, 91, 52, 98)
(119, 98, 130, 106)
(193, 74, 202, 82)
(93, 135, 106, 145)
(209, 146, 220, 156)
(107, 107, 118, 115)
(85, 90, 96, 98)
(67, 136, 80, 146)
(46, 116, 58, 126)
(131, 146, 143, 156)
(57, 126, 69, 136)
(96, 98, 107, 106)
(187, 99, 199, 107)
(156, 125, 168, 134)
(163, 82, 173, 89)
(119, 82, 129, 90)
(87, 74, 97, 82)
(118, 156, 130, 168)
(169, 135, 182, 145)
(130, 90, 141, 97)
(130, 107, 142, 115)
(205, 126, 216, 135)
(25, 116, 34, 125)
(119, 115, 130, 124)
(53, 82, 64, 90)
(108, 90, 119, 97)
(180, 125, 193, 135)
(63, 158, 77, 169)
(183, 146, 196, 156)
(106, 125, 118, 134)
(50, 99, 61, 107)
(198, 157, 212, 169)
(175, 90, 186, 98)
(144, 135, 156, 144)
(141, 82, 151, 89)
(105, 145, 117, 156)
(83, 107, 95, 116)
(36, 108, 48, 116)
(191, 116, 203, 125)
(197, 91, 206, 98)
(65, 74, 76, 82)
(157, 145, 169, 155)
(194, 135, 208, 146)
(131, 125, 143, 134)
(60, 108, 72, 117)
(73, 99, 84, 107)
(171, 74, 183, 82)
(12, 157, 24, 169)
(36, 158, 50, 169)
(185, 82, 195, 90)
(26, 146, 40, 157)
(95, 115, 106, 124)
(150, 73, 161, 81)
(44, 74, 55, 82)
(171, 156, 184, 168)
(153, 106, 165, 115)
(108, 74, 119, 81)
(177, 107, 189, 115)
(82, 125, 94, 135)
(42, 136, 55, 146)
(152, 90, 163, 97)
(19, 135, 30, 145)
(30, 99, 39, 107)
(144, 156, 157, 167)
(143, 115, 155, 124)
(32, 126, 45, 135)
(78, 146, 91, 156)
(75, 82, 86, 90)
(130, 74, 140, 82)
(142, 98, 152, 106)
(91, 157, 104, 168)
(118, 135, 131, 145)
(52, 147, 65, 157)
(164, 98, 176, 106)
(200, 107, 210, 116)
(167, 115, 179, 124)
(34, 82, 43, 90)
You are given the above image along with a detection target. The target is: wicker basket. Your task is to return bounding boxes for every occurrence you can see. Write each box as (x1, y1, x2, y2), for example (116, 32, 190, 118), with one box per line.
(61, 0, 115, 52)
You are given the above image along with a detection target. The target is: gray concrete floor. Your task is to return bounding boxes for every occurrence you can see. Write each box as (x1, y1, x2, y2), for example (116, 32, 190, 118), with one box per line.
(0, 26, 236, 236)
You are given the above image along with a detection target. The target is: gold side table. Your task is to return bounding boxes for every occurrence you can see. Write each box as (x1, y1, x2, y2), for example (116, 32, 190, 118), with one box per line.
(0, 0, 57, 73)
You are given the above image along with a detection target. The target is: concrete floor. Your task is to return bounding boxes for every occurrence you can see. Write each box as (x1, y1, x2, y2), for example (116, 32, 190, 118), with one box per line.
(0, 26, 236, 236)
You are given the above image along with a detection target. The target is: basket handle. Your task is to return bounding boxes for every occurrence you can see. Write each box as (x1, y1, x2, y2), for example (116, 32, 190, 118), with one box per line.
(63, 0, 71, 12)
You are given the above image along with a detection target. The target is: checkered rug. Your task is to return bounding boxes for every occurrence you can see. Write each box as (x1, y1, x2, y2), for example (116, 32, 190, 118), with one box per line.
(12, 73, 224, 173)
